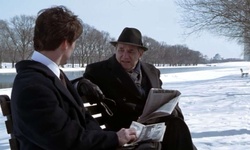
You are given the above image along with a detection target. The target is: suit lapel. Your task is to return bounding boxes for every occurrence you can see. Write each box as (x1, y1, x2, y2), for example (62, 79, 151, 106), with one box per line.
(61, 71, 83, 106)
(141, 62, 159, 87)
(55, 71, 84, 111)
(53, 72, 87, 126)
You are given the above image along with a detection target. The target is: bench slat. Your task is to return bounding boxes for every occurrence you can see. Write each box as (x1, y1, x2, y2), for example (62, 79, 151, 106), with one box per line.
(5, 120, 13, 134)
(84, 103, 106, 127)
(86, 104, 102, 114)
(0, 95, 19, 150)
(0, 95, 11, 116)
(9, 138, 19, 150)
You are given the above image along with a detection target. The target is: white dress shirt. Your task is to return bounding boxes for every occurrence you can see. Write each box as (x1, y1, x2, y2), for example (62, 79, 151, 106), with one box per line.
(31, 51, 60, 78)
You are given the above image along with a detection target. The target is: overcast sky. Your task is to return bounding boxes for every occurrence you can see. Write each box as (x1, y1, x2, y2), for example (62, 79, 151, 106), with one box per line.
(0, 0, 244, 59)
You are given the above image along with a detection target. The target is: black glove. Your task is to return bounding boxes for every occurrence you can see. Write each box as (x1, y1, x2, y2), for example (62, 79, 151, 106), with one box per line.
(77, 78, 105, 104)
(76, 78, 116, 116)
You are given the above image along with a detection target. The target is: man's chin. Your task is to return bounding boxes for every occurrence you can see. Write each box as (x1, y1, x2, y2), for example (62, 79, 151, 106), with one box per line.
(122, 66, 133, 72)
(120, 62, 132, 70)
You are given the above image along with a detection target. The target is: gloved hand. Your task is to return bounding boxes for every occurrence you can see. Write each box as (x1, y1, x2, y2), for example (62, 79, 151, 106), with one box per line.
(76, 78, 116, 116)
(77, 78, 105, 104)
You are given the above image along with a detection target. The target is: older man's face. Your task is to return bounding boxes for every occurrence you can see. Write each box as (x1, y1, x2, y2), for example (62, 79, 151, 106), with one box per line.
(115, 43, 144, 72)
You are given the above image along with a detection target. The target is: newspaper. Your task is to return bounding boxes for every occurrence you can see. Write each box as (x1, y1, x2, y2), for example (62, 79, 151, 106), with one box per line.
(123, 121, 166, 147)
(137, 88, 181, 123)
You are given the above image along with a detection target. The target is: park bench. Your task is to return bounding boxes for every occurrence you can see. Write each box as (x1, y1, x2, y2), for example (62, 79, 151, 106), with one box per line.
(0, 95, 19, 150)
(240, 68, 248, 77)
(0, 90, 106, 150)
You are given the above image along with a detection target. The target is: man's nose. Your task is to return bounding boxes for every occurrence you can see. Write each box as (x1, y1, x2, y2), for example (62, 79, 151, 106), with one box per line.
(122, 51, 129, 58)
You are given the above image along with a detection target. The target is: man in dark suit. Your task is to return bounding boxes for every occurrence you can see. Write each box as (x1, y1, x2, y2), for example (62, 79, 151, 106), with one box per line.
(10, 6, 137, 150)
(83, 27, 197, 150)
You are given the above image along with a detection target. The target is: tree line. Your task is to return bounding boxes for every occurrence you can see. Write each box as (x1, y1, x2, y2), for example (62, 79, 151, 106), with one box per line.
(0, 14, 232, 68)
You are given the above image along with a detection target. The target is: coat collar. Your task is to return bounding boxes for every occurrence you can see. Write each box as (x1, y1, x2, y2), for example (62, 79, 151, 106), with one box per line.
(140, 62, 159, 87)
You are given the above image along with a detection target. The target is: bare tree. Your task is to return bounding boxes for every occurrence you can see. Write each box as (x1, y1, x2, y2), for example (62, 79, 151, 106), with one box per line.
(0, 20, 17, 67)
(0, 15, 35, 67)
(97, 31, 114, 60)
(9, 15, 35, 61)
(0, 20, 7, 68)
(176, 0, 250, 44)
(142, 36, 164, 65)
(74, 24, 113, 66)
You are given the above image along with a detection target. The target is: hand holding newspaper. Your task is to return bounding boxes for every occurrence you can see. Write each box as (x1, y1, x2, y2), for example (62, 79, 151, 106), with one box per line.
(137, 88, 181, 123)
(123, 121, 166, 147)
(123, 88, 181, 147)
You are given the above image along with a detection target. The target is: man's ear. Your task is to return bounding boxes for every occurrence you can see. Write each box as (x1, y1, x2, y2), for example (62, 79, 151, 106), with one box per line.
(60, 40, 69, 51)
(139, 49, 144, 57)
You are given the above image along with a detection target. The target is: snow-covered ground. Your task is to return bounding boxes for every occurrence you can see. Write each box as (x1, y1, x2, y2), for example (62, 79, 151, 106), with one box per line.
(1, 61, 250, 150)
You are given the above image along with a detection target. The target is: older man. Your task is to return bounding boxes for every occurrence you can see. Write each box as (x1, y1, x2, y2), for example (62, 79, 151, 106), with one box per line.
(83, 27, 197, 150)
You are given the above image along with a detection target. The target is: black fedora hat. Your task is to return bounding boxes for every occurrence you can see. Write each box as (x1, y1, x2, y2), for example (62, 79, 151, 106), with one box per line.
(110, 27, 148, 51)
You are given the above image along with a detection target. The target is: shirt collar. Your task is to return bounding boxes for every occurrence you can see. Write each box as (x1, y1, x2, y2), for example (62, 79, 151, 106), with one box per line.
(31, 51, 60, 78)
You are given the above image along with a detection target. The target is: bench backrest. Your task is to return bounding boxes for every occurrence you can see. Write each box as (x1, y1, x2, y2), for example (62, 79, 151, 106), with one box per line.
(83, 103, 106, 129)
(0, 95, 19, 150)
(72, 77, 107, 128)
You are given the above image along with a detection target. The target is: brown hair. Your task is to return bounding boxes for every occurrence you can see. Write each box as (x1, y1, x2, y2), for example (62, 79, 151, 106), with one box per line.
(33, 6, 83, 51)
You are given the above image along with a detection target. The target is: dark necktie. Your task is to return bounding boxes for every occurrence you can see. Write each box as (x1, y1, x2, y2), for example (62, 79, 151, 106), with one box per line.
(60, 72, 67, 88)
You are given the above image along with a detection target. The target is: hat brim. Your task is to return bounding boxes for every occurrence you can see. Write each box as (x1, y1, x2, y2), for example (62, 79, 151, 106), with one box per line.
(110, 41, 148, 51)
